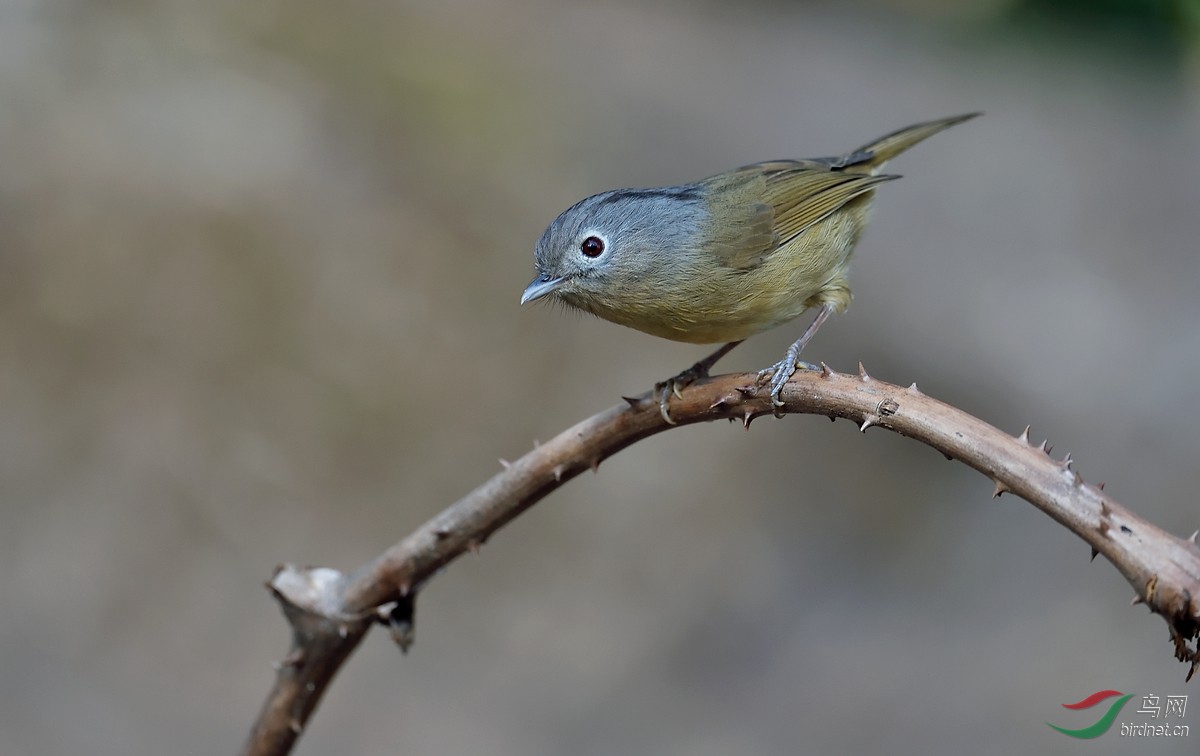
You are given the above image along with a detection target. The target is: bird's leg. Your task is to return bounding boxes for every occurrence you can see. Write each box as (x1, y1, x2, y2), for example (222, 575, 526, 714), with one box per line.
(757, 303, 834, 406)
(655, 340, 744, 424)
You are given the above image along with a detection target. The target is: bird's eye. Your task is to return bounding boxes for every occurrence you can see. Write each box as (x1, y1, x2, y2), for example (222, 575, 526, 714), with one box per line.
(580, 236, 605, 258)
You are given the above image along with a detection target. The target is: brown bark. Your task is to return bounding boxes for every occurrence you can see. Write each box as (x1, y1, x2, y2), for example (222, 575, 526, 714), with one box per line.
(242, 364, 1200, 756)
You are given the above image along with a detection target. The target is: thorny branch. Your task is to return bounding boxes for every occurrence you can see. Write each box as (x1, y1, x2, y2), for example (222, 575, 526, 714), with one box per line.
(242, 363, 1200, 756)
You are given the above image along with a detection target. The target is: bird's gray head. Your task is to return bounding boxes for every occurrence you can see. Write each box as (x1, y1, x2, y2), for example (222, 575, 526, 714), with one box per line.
(521, 186, 706, 311)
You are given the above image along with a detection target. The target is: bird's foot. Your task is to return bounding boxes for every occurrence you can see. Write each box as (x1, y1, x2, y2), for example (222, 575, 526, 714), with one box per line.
(654, 360, 716, 425)
(756, 358, 819, 407)
(651, 341, 745, 424)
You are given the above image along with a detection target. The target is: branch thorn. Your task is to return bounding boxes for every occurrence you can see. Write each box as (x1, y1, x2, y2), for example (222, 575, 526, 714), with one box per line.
(277, 649, 305, 669)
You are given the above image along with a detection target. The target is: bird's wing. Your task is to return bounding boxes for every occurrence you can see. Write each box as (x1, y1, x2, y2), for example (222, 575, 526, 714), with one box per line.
(702, 162, 896, 269)
(761, 163, 897, 242)
(694, 167, 777, 270)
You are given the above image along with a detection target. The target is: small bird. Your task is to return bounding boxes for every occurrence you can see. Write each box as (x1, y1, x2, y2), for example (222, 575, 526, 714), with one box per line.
(522, 113, 978, 422)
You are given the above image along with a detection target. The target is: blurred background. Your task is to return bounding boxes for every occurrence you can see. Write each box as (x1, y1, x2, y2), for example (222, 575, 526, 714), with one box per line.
(2, 0, 1199, 753)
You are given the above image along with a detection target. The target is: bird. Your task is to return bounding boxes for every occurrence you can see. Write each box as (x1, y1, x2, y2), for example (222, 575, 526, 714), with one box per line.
(522, 113, 979, 422)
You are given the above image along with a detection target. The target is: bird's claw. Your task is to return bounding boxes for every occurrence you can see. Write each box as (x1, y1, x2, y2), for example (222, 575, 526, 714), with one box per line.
(756, 359, 818, 407)
(755, 362, 791, 408)
(654, 361, 713, 424)
(656, 384, 677, 424)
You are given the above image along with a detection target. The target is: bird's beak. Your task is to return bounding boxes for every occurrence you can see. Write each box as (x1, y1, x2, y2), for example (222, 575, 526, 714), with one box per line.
(520, 274, 566, 304)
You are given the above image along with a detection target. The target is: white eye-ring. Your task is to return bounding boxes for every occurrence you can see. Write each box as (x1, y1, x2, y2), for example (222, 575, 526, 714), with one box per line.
(579, 233, 606, 259)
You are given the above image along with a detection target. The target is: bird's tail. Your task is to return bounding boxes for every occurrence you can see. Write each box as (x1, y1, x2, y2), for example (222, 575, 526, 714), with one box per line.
(844, 112, 980, 173)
